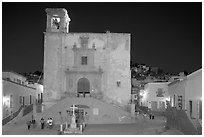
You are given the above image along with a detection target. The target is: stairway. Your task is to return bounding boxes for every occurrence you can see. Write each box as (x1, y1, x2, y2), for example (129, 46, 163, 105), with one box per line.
(35, 96, 133, 124)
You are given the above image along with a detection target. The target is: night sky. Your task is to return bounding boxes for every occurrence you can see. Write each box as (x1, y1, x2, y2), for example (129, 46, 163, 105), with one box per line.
(2, 2, 202, 74)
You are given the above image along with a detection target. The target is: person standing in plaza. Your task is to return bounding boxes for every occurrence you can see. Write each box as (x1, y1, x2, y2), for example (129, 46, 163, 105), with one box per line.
(26, 120, 31, 130)
(40, 117, 45, 129)
(149, 112, 152, 120)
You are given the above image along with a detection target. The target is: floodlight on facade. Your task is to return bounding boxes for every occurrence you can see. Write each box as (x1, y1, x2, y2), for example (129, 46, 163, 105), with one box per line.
(3, 96, 10, 107)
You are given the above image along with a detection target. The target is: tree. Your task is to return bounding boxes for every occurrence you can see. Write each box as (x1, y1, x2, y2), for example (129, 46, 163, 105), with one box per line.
(183, 70, 188, 75)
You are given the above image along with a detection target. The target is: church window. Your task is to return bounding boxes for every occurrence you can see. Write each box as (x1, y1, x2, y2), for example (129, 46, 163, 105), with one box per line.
(80, 36, 89, 48)
(81, 56, 88, 65)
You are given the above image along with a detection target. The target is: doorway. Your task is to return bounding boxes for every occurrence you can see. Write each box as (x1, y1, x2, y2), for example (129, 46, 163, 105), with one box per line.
(189, 100, 193, 118)
(151, 101, 158, 111)
(77, 77, 90, 97)
(199, 100, 202, 119)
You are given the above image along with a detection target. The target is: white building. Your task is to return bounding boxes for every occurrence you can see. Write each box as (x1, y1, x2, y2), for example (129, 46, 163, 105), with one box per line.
(2, 71, 43, 118)
(185, 69, 202, 120)
(168, 68, 202, 130)
(168, 69, 202, 119)
(3, 71, 27, 85)
(140, 82, 170, 111)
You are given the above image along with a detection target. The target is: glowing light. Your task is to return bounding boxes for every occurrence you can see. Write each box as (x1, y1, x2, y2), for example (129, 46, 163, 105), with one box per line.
(39, 85, 43, 93)
(140, 92, 143, 96)
(3, 96, 10, 106)
(165, 97, 170, 101)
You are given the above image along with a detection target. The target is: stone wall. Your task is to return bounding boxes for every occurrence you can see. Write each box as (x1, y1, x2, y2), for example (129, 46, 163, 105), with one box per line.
(44, 32, 131, 107)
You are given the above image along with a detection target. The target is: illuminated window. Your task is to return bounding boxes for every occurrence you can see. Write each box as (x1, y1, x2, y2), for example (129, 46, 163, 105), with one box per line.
(81, 56, 88, 65)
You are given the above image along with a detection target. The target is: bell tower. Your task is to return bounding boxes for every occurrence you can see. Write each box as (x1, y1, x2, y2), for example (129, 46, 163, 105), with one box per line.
(44, 8, 71, 106)
(45, 8, 70, 33)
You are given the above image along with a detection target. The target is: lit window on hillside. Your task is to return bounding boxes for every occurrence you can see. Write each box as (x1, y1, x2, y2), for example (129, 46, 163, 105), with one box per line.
(17, 79, 21, 84)
(81, 56, 88, 65)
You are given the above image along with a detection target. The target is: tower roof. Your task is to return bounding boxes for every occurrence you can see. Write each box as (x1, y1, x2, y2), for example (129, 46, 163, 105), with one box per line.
(45, 8, 68, 16)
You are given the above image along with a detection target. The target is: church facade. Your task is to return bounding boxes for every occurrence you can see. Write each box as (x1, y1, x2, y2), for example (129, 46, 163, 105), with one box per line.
(43, 8, 131, 108)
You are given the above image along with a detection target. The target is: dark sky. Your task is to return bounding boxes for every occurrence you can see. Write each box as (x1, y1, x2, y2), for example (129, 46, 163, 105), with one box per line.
(2, 2, 202, 74)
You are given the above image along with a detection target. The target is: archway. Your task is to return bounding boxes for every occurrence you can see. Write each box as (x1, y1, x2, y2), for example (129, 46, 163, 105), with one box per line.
(77, 77, 90, 97)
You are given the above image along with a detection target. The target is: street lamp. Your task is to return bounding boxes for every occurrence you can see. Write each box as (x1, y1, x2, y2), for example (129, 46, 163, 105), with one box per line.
(139, 92, 143, 96)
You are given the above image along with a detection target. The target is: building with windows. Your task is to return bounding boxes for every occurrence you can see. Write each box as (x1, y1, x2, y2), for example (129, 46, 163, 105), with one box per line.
(167, 69, 202, 134)
(2, 71, 43, 118)
(43, 8, 131, 110)
(139, 82, 170, 111)
(3, 71, 27, 85)
(168, 69, 202, 121)
(185, 69, 202, 120)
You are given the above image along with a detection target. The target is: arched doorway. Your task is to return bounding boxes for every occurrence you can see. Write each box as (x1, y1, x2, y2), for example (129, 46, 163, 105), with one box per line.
(77, 77, 90, 97)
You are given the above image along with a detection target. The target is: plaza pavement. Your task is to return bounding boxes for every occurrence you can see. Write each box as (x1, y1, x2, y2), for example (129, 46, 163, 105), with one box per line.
(2, 112, 184, 135)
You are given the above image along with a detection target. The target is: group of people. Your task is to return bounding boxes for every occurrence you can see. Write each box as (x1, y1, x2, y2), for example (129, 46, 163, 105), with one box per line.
(39, 117, 53, 129)
(135, 110, 155, 120)
(26, 117, 53, 130)
(26, 111, 89, 132)
(149, 113, 155, 120)
(142, 112, 155, 120)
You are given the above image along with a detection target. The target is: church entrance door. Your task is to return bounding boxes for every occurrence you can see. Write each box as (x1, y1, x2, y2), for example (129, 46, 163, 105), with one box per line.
(77, 78, 90, 97)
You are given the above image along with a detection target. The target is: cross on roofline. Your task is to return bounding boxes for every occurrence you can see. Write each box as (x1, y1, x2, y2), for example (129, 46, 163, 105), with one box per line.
(70, 104, 78, 116)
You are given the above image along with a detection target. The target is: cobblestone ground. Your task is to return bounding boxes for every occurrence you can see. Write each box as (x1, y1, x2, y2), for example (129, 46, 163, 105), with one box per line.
(2, 113, 183, 135)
